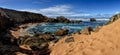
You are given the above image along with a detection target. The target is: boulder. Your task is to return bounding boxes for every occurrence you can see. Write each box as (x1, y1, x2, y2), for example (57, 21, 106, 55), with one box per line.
(56, 16, 70, 23)
(80, 27, 93, 35)
(54, 29, 69, 36)
(90, 18, 96, 22)
(65, 37, 74, 43)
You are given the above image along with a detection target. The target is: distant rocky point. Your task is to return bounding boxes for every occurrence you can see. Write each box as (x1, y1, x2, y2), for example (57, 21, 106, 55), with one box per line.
(0, 7, 84, 33)
(106, 13, 120, 25)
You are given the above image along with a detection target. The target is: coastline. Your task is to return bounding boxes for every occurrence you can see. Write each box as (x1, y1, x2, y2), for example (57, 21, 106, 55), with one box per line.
(50, 18, 120, 55)
(0, 7, 120, 55)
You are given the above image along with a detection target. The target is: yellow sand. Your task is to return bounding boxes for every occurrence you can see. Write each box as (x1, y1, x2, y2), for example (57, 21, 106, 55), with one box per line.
(50, 18, 120, 55)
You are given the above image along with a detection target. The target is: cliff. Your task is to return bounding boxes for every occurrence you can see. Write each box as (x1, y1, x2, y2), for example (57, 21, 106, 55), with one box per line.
(0, 7, 47, 32)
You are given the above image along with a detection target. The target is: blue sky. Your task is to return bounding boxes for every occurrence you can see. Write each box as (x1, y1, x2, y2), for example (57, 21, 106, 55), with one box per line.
(0, 0, 120, 18)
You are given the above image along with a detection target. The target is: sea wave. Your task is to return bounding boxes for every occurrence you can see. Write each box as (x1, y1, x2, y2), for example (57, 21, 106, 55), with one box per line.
(69, 18, 109, 21)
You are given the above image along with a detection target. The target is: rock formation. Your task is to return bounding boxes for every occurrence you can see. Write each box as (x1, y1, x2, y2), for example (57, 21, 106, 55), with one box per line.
(54, 29, 69, 36)
(56, 16, 71, 23)
(90, 18, 96, 22)
(106, 13, 120, 25)
(0, 7, 48, 33)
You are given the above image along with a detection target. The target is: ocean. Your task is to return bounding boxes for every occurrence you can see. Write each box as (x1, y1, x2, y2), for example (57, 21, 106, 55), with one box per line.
(25, 20, 108, 35)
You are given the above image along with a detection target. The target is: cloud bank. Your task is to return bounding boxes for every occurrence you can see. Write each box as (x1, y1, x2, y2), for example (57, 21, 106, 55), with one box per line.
(19, 5, 91, 17)
(19, 5, 112, 18)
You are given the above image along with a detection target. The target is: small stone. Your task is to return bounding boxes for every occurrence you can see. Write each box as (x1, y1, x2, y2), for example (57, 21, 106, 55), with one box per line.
(65, 37, 74, 43)
(54, 28, 69, 36)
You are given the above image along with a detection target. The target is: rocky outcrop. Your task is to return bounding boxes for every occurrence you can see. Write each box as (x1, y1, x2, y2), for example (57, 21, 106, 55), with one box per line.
(54, 29, 69, 36)
(106, 14, 120, 25)
(0, 8, 47, 24)
(17, 34, 51, 55)
(44, 17, 57, 23)
(90, 18, 96, 22)
(56, 16, 71, 23)
(0, 7, 48, 32)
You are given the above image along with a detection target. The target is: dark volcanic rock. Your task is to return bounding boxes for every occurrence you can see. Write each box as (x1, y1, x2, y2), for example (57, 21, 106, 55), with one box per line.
(54, 28, 69, 36)
(90, 18, 96, 22)
(80, 27, 93, 35)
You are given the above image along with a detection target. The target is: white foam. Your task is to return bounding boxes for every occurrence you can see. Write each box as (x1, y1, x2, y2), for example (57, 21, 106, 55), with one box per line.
(69, 18, 109, 21)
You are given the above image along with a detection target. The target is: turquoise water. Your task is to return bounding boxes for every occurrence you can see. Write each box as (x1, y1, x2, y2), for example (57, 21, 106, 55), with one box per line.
(26, 21, 107, 35)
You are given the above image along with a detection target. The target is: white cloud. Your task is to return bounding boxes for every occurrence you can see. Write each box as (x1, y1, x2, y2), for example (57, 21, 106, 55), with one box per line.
(19, 5, 113, 18)
(115, 11, 119, 14)
(19, 5, 90, 17)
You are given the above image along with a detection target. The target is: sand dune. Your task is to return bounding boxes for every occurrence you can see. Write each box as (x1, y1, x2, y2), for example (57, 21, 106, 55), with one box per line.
(50, 18, 120, 55)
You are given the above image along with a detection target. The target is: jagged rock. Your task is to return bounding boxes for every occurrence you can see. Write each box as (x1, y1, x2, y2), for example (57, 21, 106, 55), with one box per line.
(56, 16, 70, 23)
(17, 35, 50, 55)
(54, 29, 69, 36)
(44, 17, 57, 23)
(80, 27, 93, 35)
(35, 33, 55, 41)
(90, 18, 96, 22)
(65, 37, 74, 43)
(106, 14, 120, 25)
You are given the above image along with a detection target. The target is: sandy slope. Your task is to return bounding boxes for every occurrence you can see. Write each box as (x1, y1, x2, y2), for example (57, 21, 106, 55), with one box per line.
(50, 18, 120, 55)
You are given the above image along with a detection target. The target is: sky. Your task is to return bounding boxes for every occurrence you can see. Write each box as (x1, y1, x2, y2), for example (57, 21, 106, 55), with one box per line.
(0, 0, 120, 18)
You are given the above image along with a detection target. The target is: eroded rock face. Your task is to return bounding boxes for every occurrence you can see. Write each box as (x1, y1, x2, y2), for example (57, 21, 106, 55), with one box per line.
(17, 34, 51, 55)
(80, 27, 93, 35)
(54, 29, 69, 36)
(0, 7, 47, 32)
